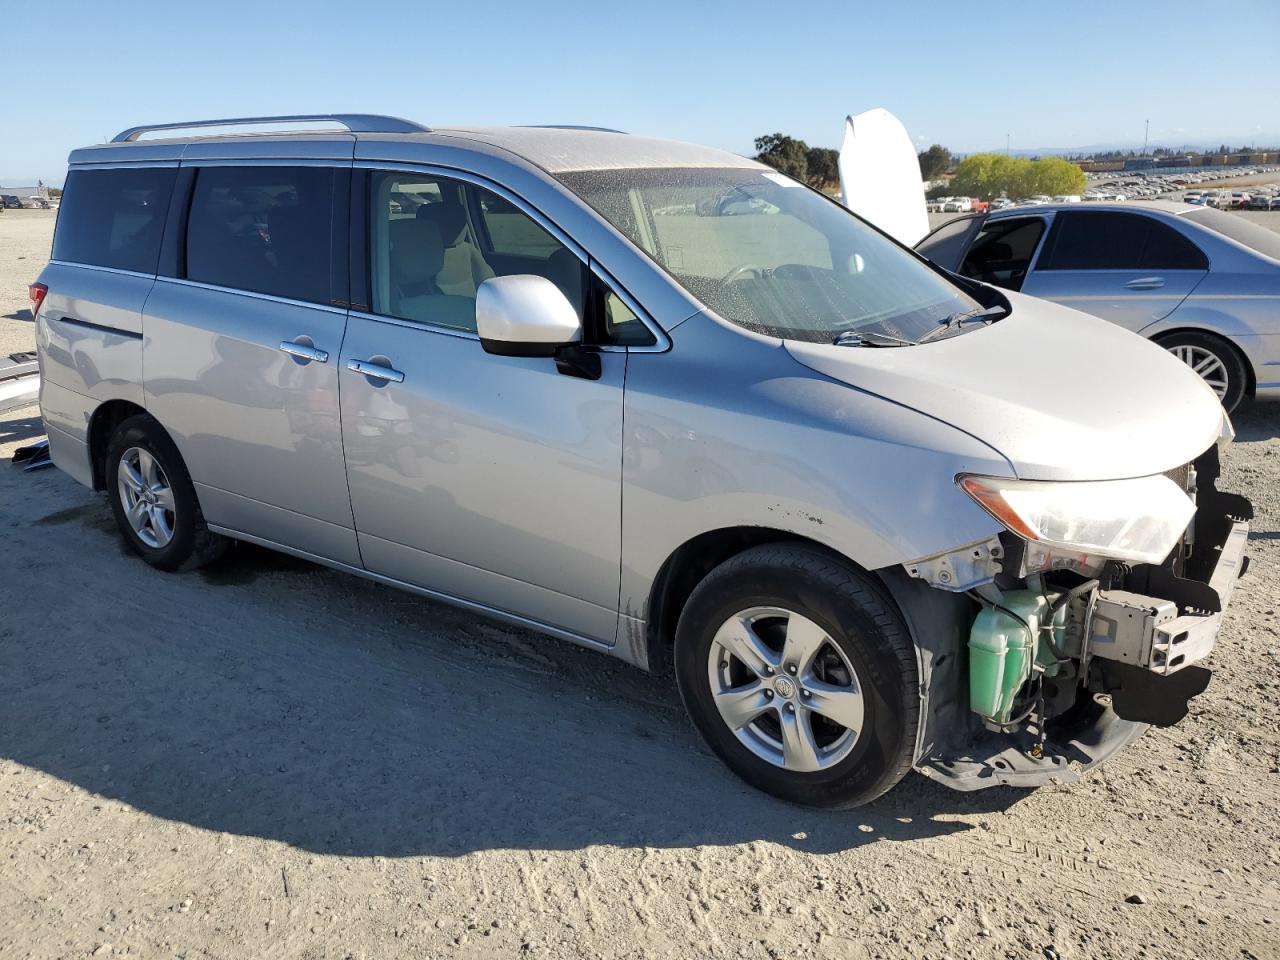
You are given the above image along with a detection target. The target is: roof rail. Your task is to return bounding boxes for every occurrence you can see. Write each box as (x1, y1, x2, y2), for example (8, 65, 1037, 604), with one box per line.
(111, 114, 429, 143)
(521, 125, 628, 134)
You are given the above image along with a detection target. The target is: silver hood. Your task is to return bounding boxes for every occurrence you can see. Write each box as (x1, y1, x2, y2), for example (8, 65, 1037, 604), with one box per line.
(786, 291, 1225, 482)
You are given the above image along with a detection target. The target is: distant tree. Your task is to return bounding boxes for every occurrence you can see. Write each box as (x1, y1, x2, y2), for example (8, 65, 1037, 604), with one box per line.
(916, 144, 952, 180)
(804, 146, 839, 189)
(753, 133, 809, 180)
(952, 153, 1084, 199)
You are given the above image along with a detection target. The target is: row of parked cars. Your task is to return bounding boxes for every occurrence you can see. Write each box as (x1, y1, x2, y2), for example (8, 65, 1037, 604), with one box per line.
(1184, 186, 1280, 210)
(0, 194, 59, 210)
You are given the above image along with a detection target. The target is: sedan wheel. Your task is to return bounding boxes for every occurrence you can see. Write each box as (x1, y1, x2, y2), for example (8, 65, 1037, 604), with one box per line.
(1160, 331, 1248, 413)
(1168, 343, 1229, 400)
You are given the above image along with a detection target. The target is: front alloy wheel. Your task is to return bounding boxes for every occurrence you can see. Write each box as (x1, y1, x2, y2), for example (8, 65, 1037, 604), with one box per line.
(675, 544, 920, 808)
(708, 606, 865, 772)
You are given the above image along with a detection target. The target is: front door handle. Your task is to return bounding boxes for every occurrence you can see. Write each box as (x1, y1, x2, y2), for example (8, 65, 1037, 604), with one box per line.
(346, 358, 405, 383)
(279, 339, 329, 363)
(1124, 276, 1165, 290)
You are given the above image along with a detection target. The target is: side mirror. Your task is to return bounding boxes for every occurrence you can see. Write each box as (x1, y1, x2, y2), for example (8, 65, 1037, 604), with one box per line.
(477, 275, 581, 357)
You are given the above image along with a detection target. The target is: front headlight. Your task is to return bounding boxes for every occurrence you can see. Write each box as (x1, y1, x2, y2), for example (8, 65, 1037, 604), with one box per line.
(958, 474, 1196, 565)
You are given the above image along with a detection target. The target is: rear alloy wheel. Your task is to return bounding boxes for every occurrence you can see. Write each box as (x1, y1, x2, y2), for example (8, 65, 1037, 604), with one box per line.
(106, 414, 228, 571)
(675, 544, 919, 808)
(1161, 331, 1248, 413)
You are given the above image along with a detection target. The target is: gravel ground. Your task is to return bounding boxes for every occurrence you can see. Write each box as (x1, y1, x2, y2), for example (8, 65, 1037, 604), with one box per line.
(2, 210, 1278, 960)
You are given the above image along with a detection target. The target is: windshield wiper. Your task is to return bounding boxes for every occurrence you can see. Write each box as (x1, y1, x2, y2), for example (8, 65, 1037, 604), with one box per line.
(915, 305, 1007, 344)
(831, 329, 915, 348)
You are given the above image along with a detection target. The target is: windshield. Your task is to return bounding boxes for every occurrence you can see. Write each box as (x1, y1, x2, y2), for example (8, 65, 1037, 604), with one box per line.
(556, 167, 981, 343)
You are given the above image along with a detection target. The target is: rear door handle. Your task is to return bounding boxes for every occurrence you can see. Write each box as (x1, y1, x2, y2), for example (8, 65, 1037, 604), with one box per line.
(346, 358, 405, 383)
(1124, 277, 1165, 290)
(279, 340, 329, 363)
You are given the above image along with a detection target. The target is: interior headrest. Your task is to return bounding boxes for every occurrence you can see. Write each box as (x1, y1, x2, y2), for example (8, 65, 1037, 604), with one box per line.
(416, 195, 468, 244)
(390, 218, 444, 285)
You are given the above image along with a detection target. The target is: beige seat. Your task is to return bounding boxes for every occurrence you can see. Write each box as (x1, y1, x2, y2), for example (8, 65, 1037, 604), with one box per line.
(388, 218, 476, 330)
(416, 194, 495, 298)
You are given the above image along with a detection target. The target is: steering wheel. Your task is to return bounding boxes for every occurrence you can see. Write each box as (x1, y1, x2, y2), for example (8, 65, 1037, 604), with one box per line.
(719, 264, 764, 285)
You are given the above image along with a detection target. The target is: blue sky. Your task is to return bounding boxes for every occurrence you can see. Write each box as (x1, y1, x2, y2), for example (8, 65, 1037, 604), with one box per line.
(4, 0, 1278, 185)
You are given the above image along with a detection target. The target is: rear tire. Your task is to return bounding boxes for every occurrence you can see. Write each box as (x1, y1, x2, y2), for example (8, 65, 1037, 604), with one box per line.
(106, 415, 228, 571)
(1159, 330, 1248, 413)
(674, 544, 919, 808)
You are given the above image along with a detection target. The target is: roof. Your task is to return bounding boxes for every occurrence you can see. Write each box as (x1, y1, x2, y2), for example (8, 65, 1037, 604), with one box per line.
(72, 117, 760, 174)
(989, 199, 1192, 218)
(428, 126, 757, 173)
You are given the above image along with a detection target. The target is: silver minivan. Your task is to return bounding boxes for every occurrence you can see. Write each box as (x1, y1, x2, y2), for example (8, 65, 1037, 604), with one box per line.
(33, 115, 1250, 807)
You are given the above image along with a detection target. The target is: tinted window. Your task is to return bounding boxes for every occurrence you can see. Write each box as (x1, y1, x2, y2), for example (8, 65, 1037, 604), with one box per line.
(915, 215, 981, 272)
(369, 171, 587, 334)
(185, 166, 334, 304)
(1038, 212, 1207, 271)
(959, 217, 1046, 291)
(52, 167, 175, 273)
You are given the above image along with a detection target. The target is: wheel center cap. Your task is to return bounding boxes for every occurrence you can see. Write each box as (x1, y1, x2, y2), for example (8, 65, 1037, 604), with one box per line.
(773, 676, 796, 699)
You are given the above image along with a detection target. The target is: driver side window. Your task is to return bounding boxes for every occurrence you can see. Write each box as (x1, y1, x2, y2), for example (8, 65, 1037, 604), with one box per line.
(369, 172, 586, 334)
(959, 217, 1047, 292)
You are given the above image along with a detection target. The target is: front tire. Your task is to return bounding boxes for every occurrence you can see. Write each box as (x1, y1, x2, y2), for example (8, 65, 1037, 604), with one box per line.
(106, 415, 228, 571)
(674, 544, 919, 808)
(1160, 330, 1248, 413)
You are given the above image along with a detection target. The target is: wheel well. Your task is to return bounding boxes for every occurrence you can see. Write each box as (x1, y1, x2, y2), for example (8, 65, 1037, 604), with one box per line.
(643, 527, 853, 674)
(1151, 328, 1255, 399)
(87, 400, 148, 490)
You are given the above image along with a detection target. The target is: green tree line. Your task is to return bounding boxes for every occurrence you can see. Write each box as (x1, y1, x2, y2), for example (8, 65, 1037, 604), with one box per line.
(951, 154, 1085, 199)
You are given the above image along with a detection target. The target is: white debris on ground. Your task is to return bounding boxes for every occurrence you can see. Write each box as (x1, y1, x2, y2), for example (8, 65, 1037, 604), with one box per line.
(1, 208, 1277, 960)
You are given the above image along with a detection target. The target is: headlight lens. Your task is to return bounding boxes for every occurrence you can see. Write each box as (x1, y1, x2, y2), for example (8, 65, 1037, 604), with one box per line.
(958, 474, 1196, 565)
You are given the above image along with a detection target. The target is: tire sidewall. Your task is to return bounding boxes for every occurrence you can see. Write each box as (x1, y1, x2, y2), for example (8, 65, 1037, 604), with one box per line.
(106, 419, 200, 571)
(675, 553, 917, 807)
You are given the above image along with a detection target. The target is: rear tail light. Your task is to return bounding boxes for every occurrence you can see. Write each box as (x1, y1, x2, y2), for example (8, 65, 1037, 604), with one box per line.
(28, 282, 47, 319)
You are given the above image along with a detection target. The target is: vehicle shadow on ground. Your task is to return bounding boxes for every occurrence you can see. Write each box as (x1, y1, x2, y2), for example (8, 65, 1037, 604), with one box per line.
(0, 414, 42, 446)
(1232, 401, 1280, 441)
(2, 308, 33, 322)
(0, 494, 1027, 859)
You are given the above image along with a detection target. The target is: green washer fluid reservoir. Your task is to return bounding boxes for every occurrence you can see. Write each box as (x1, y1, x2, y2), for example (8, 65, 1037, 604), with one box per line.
(968, 590, 1066, 725)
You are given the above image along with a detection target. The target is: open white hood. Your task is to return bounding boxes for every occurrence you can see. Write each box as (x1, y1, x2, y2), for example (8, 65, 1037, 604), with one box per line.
(837, 109, 930, 248)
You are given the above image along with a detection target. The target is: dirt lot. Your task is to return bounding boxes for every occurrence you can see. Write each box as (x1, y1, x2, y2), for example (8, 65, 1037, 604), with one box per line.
(1, 210, 1278, 960)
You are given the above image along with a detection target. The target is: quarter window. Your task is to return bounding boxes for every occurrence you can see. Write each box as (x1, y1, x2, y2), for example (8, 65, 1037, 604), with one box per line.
(1037, 212, 1208, 271)
(185, 166, 335, 304)
(52, 167, 176, 273)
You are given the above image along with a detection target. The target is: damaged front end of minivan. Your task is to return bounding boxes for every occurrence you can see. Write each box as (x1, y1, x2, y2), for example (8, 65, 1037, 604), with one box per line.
(895, 434, 1251, 792)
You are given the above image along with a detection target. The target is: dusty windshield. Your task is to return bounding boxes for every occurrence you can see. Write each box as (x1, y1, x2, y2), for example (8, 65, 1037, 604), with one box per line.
(556, 167, 982, 343)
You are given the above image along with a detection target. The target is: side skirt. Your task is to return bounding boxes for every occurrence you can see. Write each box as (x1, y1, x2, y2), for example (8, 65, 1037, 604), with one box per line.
(206, 524, 622, 661)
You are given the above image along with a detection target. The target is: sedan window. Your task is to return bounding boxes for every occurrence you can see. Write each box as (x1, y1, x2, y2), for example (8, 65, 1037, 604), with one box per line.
(1038, 212, 1207, 271)
(959, 217, 1046, 291)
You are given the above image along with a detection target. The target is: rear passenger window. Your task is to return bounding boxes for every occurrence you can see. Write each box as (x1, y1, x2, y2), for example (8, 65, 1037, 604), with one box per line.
(53, 167, 175, 273)
(185, 166, 335, 304)
(1038, 212, 1208, 271)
